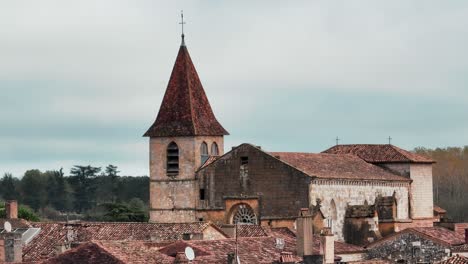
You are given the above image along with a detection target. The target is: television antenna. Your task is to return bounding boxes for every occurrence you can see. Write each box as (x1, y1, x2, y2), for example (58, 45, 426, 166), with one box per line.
(4, 221, 12, 233)
(185, 246, 195, 261)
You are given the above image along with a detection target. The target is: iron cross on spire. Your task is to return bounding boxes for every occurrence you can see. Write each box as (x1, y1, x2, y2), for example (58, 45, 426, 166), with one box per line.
(335, 137, 340, 146)
(179, 10, 186, 46)
(388, 136, 392, 145)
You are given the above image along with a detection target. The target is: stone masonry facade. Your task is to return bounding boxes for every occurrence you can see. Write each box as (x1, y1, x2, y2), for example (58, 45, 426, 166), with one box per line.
(149, 136, 224, 222)
(310, 179, 410, 241)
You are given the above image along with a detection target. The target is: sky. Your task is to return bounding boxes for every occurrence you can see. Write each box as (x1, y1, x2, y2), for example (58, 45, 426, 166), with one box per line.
(1, 1, 468, 177)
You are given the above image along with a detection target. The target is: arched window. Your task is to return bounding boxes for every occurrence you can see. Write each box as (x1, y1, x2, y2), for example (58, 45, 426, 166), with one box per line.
(330, 199, 337, 221)
(211, 142, 219, 156)
(231, 204, 257, 225)
(200, 142, 209, 164)
(167, 142, 179, 176)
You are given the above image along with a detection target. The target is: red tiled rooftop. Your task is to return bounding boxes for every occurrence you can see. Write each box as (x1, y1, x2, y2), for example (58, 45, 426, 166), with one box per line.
(24, 222, 225, 262)
(436, 255, 468, 264)
(144, 45, 228, 137)
(323, 144, 434, 164)
(367, 227, 466, 249)
(269, 152, 410, 182)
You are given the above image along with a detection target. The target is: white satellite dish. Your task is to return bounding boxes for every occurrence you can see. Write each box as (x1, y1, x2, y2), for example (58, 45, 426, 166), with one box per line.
(4, 221, 12, 233)
(185, 246, 195, 261)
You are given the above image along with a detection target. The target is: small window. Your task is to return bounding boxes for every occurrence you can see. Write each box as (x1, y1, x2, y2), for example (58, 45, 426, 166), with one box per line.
(200, 142, 209, 164)
(167, 142, 179, 176)
(241, 156, 249, 165)
(199, 189, 206, 200)
(211, 142, 219, 155)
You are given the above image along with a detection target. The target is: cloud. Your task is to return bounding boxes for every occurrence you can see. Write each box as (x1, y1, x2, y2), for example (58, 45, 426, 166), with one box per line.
(1, 0, 468, 176)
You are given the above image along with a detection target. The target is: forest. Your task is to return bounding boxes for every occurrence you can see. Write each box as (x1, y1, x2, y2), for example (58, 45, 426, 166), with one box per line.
(0, 165, 149, 222)
(0, 146, 467, 222)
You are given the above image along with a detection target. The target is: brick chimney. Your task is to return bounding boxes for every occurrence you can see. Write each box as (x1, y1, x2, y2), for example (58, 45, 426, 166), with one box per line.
(296, 208, 314, 257)
(320, 227, 334, 264)
(0, 232, 23, 263)
(5, 200, 18, 219)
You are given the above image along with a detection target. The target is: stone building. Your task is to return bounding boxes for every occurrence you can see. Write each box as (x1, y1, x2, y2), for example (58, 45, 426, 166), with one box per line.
(144, 36, 436, 241)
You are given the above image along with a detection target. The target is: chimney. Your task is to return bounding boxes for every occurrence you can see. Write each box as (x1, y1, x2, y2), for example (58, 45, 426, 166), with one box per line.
(296, 208, 314, 257)
(227, 252, 236, 264)
(0, 232, 23, 263)
(5, 200, 18, 219)
(0, 239, 4, 262)
(320, 228, 334, 264)
(465, 228, 468, 244)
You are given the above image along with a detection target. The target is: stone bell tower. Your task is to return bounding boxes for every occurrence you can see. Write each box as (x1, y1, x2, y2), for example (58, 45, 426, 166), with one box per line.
(144, 33, 229, 223)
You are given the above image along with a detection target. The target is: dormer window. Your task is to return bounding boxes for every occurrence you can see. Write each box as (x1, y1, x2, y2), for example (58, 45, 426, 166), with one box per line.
(211, 142, 219, 155)
(200, 142, 209, 164)
(167, 142, 179, 176)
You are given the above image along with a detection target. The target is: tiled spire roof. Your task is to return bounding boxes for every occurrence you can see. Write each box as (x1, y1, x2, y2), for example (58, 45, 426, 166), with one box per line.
(144, 44, 229, 137)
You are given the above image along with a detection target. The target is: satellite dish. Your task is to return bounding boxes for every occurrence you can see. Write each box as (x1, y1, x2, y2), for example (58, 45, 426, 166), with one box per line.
(184, 246, 195, 261)
(4, 221, 12, 232)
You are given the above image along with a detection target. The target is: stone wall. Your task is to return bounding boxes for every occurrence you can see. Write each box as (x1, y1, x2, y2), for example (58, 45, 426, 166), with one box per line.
(409, 164, 434, 219)
(149, 136, 224, 223)
(367, 232, 451, 263)
(310, 179, 410, 241)
(197, 144, 311, 222)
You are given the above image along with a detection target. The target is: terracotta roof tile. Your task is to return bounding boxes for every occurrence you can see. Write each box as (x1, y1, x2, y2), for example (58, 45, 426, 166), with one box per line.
(434, 205, 447, 214)
(436, 255, 468, 264)
(0, 218, 31, 229)
(24, 222, 225, 262)
(323, 144, 434, 164)
(236, 225, 268, 237)
(269, 152, 410, 182)
(367, 227, 466, 249)
(144, 45, 228, 137)
(452, 244, 468, 253)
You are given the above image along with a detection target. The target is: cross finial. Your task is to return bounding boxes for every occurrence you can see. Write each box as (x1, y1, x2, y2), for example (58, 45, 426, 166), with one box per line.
(335, 137, 340, 146)
(388, 136, 392, 145)
(179, 10, 186, 46)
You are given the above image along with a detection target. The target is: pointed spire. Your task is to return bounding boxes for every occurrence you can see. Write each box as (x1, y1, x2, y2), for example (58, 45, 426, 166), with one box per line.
(144, 44, 229, 137)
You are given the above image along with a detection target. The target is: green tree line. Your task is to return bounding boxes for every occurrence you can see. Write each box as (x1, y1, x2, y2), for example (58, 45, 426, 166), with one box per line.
(0, 165, 149, 222)
(415, 146, 468, 222)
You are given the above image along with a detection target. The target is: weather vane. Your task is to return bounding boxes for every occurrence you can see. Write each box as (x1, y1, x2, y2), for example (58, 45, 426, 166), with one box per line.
(179, 10, 186, 46)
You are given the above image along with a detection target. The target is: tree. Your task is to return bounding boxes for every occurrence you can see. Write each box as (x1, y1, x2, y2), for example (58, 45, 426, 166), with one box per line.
(20, 170, 47, 211)
(46, 169, 73, 211)
(0, 173, 19, 200)
(69, 165, 101, 213)
(105, 164, 120, 203)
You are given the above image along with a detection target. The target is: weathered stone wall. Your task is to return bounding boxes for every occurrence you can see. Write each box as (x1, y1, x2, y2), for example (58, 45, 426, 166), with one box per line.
(367, 232, 451, 263)
(202, 226, 228, 240)
(149, 136, 224, 223)
(310, 179, 410, 241)
(337, 253, 365, 262)
(197, 144, 311, 222)
(409, 164, 434, 219)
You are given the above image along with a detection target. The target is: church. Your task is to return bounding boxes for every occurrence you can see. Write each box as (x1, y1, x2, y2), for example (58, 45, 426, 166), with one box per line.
(143, 35, 436, 242)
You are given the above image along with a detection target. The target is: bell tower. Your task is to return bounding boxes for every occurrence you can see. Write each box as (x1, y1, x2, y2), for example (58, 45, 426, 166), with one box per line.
(144, 33, 229, 223)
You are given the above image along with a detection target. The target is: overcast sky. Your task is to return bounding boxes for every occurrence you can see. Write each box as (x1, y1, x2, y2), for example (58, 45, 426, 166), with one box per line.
(1, 1, 468, 177)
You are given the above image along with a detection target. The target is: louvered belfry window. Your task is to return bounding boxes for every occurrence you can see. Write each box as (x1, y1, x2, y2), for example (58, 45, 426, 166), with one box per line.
(167, 142, 179, 176)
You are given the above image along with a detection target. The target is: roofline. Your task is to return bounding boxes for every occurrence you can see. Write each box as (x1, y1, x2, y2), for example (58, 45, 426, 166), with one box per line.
(366, 227, 464, 249)
(198, 144, 412, 182)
